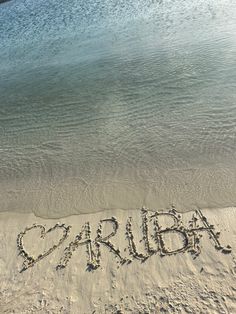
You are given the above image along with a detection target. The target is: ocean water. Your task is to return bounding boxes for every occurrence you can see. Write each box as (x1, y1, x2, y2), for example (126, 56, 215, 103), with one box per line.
(0, 0, 236, 217)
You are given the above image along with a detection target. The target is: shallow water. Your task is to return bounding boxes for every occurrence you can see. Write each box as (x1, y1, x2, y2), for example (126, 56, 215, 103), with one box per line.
(0, 0, 236, 217)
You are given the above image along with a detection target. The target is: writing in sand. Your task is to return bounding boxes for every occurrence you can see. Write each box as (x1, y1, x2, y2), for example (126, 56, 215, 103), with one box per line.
(17, 208, 232, 273)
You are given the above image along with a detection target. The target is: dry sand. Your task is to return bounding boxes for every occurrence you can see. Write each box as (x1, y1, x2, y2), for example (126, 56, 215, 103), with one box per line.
(0, 207, 235, 313)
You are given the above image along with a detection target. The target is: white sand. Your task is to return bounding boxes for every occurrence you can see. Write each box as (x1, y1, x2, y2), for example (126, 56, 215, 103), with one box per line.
(0, 207, 235, 313)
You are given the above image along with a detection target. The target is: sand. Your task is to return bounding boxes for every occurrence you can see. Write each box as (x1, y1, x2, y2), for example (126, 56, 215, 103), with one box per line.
(0, 207, 235, 313)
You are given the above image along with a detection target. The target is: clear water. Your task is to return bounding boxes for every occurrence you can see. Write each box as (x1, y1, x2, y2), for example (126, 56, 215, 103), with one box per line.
(0, 0, 236, 217)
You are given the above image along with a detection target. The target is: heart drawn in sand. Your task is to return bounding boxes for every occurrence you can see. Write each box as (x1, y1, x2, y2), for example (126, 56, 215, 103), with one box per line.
(17, 223, 71, 272)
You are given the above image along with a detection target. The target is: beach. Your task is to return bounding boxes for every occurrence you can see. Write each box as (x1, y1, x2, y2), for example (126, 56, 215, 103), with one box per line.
(1, 0, 236, 312)
(0, 207, 235, 313)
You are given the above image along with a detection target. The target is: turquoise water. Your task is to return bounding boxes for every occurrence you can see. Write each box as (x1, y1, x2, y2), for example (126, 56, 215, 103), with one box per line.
(0, 0, 236, 217)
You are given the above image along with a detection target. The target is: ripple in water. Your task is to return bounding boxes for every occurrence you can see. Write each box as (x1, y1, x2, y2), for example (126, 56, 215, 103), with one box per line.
(0, 0, 236, 217)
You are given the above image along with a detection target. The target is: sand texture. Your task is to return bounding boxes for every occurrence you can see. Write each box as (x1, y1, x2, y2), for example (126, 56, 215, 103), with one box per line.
(0, 207, 235, 313)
